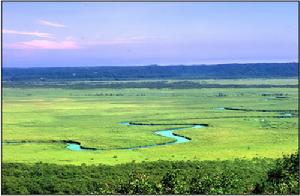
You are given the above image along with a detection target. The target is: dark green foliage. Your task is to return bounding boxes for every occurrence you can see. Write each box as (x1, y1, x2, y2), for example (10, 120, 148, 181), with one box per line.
(253, 152, 299, 194)
(118, 172, 159, 194)
(161, 171, 179, 194)
(2, 153, 298, 194)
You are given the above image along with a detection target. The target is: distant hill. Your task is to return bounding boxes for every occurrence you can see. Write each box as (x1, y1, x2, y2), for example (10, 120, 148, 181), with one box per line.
(3, 63, 298, 81)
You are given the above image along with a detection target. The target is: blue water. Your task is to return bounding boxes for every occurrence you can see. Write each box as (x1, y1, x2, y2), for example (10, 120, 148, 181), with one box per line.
(283, 113, 292, 117)
(66, 122, 205, 151)
(66, 143, 82, 151)
(156, 130, 188, 144)
(119, 122, 131, 126)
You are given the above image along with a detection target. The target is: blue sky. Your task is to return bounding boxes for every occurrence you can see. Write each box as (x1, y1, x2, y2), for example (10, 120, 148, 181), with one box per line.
(3, 2, 298, 67)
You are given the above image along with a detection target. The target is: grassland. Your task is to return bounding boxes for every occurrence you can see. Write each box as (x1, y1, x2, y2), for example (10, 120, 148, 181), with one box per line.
(2, 79, 298, 165)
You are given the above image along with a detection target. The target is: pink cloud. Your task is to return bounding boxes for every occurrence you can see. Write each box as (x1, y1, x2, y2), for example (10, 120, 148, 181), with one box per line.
(38, 19, 66, 28)
(7, 39, 80, 50)
(3, 29, 54, 39)
(5, 35, 157, 50)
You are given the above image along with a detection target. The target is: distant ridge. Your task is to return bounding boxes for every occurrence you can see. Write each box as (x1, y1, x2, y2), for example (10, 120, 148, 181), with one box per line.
(3, 63, 298, 81)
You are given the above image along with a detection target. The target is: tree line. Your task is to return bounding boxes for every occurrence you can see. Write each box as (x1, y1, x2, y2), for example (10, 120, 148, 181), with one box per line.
(3, 80, 297, 89)
(3, 63, 298, 81)
(2, 152, 298, 194)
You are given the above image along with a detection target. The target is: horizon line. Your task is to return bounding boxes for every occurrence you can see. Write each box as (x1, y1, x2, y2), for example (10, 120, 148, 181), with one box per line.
(3, 61, 299, 69)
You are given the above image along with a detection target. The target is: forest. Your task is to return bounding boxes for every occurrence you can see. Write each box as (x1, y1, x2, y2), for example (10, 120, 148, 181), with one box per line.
(3, 63, 298, 81)
(2, 152, 298, 194)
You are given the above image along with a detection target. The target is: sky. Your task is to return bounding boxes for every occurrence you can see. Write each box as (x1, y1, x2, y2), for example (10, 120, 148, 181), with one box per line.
(3, 2, 298, 67)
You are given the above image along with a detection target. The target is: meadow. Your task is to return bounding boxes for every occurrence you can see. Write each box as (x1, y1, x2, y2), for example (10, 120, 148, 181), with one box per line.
(3, 79, 298, 165)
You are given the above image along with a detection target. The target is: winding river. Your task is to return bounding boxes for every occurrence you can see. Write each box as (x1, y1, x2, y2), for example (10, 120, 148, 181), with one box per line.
(5, 106, 297, 152)
(5, 107, 297, 152)
(66, 122, 207, 151)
